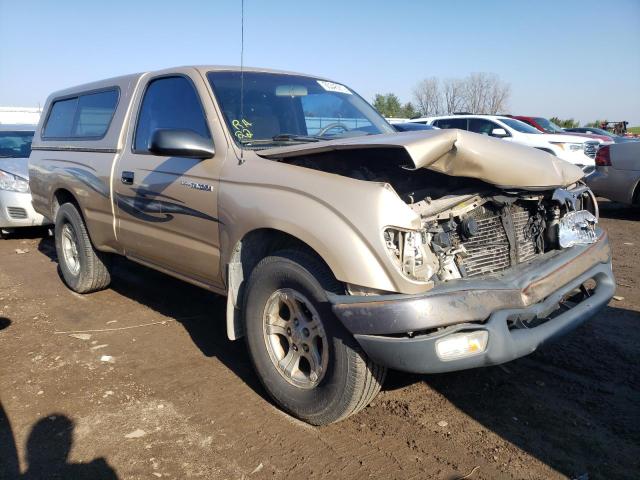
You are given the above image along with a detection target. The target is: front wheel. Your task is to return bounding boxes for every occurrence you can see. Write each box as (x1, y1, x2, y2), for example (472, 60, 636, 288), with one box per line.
(243, 250, 386, 425)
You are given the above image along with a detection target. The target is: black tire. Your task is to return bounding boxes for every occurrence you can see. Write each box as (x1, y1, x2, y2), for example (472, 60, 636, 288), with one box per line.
(243, 250, 386, 425)
(54, 203, 111, 293)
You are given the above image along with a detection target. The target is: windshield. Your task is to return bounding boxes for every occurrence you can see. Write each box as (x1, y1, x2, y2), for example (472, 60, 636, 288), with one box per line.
(499, 118, 541, 134)
(580, 128, 615, 138)
(207, 71, 394, 148)
(0, 131, 34, 158)
(534, 117, 564, 133)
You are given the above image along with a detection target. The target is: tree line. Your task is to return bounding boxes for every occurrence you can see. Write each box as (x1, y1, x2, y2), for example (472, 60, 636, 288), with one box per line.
(373, 72, 511, 118)
(373, 74, 607, 128)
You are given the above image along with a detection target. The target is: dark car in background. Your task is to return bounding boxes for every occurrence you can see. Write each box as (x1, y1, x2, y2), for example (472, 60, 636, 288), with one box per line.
(511, 116, 612, 145)
(565, 127, 638, 144)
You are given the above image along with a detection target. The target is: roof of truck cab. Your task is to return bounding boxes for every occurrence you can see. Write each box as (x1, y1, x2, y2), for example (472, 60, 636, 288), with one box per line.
(192, 65, 332, 79)
(40, 65, 337, 109)
(46, 66, 333, 99)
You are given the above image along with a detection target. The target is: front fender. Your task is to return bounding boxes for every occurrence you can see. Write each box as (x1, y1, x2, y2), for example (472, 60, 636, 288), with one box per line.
(218, 157, 432, 294)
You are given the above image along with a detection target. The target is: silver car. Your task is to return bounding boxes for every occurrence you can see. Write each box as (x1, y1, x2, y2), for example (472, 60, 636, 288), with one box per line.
(0, 125, 49, 236)
(587, 142, 640, 206)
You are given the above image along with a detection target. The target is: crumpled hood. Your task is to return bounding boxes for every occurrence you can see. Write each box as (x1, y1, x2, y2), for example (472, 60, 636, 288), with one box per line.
(257, 129, 584, 190)
(0, 157, 29, 180)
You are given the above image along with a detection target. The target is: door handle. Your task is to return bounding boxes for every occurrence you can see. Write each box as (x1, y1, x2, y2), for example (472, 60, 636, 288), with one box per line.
(121, 171, 134, 185)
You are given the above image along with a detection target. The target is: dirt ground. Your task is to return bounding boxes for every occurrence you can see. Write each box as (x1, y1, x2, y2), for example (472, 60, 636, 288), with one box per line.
(1, 200, 638, 480)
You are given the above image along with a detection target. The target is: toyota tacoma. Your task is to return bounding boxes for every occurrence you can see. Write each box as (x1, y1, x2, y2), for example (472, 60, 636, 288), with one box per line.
(29, 66, 615, 425)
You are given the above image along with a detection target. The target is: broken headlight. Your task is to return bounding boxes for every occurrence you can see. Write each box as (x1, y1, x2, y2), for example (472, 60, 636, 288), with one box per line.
(383, 228, 437, 281)
(558, 210, 598, 248)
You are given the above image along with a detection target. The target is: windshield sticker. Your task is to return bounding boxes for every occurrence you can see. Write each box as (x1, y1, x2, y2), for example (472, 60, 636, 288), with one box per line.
(231, 118, 253, 141)
(317, 80, 352, 95)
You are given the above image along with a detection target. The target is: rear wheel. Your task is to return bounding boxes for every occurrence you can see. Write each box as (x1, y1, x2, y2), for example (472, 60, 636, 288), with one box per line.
(54, 203, 111, 293)
(243, 250, 386, 425)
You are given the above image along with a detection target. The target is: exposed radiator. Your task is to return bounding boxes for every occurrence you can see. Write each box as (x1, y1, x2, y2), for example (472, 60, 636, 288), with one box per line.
(451, 204, 541, 278)
(512, 208, 539, 263)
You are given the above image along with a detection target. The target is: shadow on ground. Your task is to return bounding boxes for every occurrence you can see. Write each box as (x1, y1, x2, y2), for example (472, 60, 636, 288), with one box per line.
(37, 236, 285, 403)
(0, 317, 11, 331)
(597, 200, 640, 221)
(385, 305, 640, 479)
(34, 237, 640, 478)
(1, 226, 50, 240)
(0, 402, 118, 479)
(57, 240, 269, 401)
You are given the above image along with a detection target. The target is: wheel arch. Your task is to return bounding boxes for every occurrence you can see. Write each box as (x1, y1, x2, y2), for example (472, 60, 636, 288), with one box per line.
(52, 188, 81, 220)
(225, 228, 338, 341)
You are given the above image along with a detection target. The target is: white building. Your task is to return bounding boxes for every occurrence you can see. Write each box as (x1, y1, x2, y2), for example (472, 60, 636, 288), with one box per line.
(0, 107, 42, 125)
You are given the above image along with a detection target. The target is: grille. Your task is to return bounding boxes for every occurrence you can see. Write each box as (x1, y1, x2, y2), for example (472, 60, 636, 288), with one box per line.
(7, 207, 27, 219)
(584, 141, 598, 159)
(451, 204, 541, 278)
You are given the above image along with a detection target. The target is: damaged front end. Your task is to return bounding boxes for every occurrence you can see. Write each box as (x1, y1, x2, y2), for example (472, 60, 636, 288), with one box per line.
(332, 181, 612, 374)
(331, 183, 613, 374)
(383, 184, 599, 285)
(258, 130, 614, 374)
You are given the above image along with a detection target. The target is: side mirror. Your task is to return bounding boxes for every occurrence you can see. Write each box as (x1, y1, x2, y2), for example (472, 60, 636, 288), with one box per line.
(491, 128, 509, 138)
(148, 129, 215, 159)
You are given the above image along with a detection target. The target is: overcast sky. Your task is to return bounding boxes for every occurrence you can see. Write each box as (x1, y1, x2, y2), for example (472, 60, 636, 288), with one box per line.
(1, 0, 639, 125)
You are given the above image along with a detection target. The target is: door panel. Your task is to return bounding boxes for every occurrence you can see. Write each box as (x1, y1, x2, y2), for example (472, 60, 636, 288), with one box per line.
(114, 72, 224, 286)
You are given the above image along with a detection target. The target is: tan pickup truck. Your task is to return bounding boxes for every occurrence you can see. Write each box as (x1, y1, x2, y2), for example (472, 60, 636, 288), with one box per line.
(29, 66, 615, 425)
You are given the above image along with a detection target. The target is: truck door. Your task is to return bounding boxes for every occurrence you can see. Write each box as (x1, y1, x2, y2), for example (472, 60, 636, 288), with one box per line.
(113, 72, 225, 287)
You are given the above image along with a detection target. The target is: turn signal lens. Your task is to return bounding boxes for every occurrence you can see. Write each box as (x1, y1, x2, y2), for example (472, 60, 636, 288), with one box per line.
(435, 331, 488, 361)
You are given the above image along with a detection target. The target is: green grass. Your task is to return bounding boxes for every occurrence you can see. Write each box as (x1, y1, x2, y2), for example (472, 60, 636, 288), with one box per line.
(627, 126, 640, 135)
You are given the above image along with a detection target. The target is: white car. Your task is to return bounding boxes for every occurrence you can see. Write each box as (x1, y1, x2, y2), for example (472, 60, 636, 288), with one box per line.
(0, 124, 49, 237)
(410, 115, 598, 172)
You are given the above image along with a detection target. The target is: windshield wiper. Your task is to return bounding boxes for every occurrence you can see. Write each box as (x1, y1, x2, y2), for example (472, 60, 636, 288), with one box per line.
(239, 134, 324, 148)
(271, 134, 321, 143)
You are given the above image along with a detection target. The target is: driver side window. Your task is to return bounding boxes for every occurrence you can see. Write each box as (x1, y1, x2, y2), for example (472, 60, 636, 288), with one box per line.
(468, 118, 507, 137)
(134, 76, 210, 153)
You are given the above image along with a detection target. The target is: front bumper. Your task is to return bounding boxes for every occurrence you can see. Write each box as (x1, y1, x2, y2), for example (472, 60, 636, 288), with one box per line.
(0, 190, 50, 229)
(330, 230, 614, 374)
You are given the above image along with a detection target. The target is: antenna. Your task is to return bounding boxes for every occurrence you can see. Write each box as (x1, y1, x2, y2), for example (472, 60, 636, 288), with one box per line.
(239, 0, 246, 165)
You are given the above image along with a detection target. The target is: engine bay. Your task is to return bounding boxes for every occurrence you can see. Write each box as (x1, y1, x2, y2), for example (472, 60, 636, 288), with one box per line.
(279, 150, 598, 283)
(399, 190, 598, 284)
